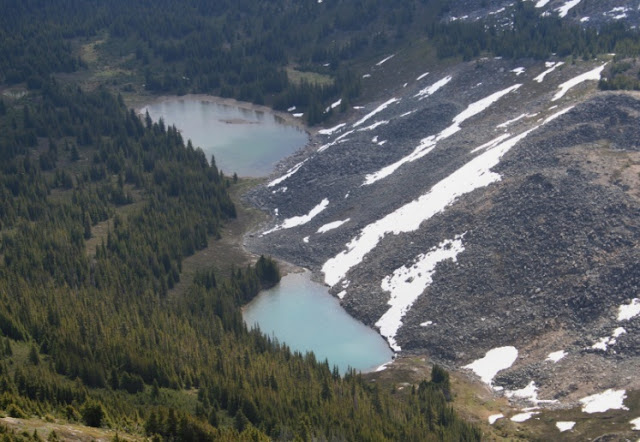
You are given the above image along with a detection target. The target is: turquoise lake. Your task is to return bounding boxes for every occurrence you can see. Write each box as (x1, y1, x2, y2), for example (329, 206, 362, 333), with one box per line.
(141, 96, 308, 177)
(243, 272, 393, 374)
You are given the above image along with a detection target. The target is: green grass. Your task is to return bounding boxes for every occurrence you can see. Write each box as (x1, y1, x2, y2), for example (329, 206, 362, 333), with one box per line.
(286, 67, 334, 86)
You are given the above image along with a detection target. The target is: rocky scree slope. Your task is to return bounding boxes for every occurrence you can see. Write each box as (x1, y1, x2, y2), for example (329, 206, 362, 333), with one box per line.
(246, 57, 640, 407)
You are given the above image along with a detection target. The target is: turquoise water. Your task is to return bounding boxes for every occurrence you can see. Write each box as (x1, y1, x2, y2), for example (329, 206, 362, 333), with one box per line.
(142, 97, 308, 177)
(243, 272, 393, 374)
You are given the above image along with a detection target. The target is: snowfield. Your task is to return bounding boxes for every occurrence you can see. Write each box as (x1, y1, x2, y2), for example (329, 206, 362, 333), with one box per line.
(262, 198, 329, 235)
(552, 64, 606, 101)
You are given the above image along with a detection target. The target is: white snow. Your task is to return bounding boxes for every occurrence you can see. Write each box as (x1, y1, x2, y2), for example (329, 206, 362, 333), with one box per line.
(293, 113, 303, 118)
(376, 235, 465, 351)
(318, 123, 346, 135)
(362, 74, 371, 79)
(580, 16, 590, 22)
(365, 84, 520, 186)
(372, 136, 378, 143)
(420, 321, 434, 327)
(630, 417, 640, 430)
(497, 113, 530, 128)
(556, 421, 576, 432)
(287, 106, 297, 112)
(534, 61, 564, 83)
(546, 350, 567, 362)
(353, 106, 365, 110)
(378, 140, 387, 146)
(511, 67, 526, 76)
(324, 118, 548, 286)
(463, 346, 518, 385)
(580, 389, 628, 413)
(618, 298, 640, 321)
(552, 64, 605, 101)
(471, 134, 512, 153)
(318, 129, 355, 153)
(506, 381, 558, 405)
(262, 198, 329, 235)
(417, 72, 430, 81)
(337, 290, 347, 300)
(613, 327, 627, 337)
(376, 54, 395, 66)
(303, 236, 309, 243)
(325, 99, 342, 112)
(488, 414, 504, 424)
(358, 120, 389, 131)
(317, 218, 350, 234)
(353, 98, 400, 128)
(556, 0, 582, 18)
(511, 412, 538, 422)
(344, 192, 350, 199)
(271, 186, 288, 194)
(400, 111, 415, 117)
(267, 159, 308, 187)
(375, 362, 390, 372)
(414, 75, 452, 100)
(535, 0, 551, 7)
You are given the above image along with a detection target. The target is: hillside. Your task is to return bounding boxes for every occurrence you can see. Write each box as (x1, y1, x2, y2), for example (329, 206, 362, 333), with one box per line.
(248, 53, 640, 438)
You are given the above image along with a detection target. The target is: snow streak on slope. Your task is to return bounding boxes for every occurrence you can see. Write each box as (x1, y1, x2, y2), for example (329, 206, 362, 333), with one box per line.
(376, 235, 465, 351)
(557, 0, 582, 18)
(268, 159, 308, 187)
(318, 123, 346, 135)
(546, 350, 567, 362)
(376, 54, 395, 66)
(322, 105, 574, 287)
(552, 64, 606, 101)
(534, 61, 564, 83)
(263, 198, 329, 235)
(556, 421, 576, 432)
(352, 98, 399, 127)
(317, 218, 350, 233)
(364, 84, 521, 185)
(617, 298, 640, 321)
(414, 75, 452, 100)
(535, 0, 551, 7)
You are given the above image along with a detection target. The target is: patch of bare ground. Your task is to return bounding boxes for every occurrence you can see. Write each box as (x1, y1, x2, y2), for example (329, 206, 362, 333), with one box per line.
(0, 416, 141, 442)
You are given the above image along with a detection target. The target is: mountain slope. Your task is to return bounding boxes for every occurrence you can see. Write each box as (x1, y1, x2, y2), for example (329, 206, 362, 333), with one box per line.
(248, 55, 640, 410)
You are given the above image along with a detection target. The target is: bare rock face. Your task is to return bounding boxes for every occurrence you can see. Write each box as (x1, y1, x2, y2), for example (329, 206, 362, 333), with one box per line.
(246, 57, 640, 404)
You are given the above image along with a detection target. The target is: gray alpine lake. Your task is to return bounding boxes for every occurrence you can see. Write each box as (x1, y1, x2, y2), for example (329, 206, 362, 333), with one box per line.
(143, 95, 393, 373)
(141, 96, 308, 177)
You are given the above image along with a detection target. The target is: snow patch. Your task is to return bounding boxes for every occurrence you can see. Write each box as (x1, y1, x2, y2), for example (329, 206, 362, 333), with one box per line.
(318, 129, 355, 153)
(535, 0, 551, 7)
(414, 75, 452, 100)
(271, 186, 288, 194)
(420, 321, 434, 327)
(630, 417, 640, 430)
(488, 414, 504, 424)
(556, 421, 576, 432)
(325, 99, 342, 113)
(317, 218, 350, 234)
(353, 98, 400, 128)
(506, 381, 558, 405)
(268, 159, 308, 187)
(580, 16, 590, 22)
(546, 350, 566, 362)
(362, 74, 371, 79)
(365, 84, 520, 185)
(262, 198, 329, 235)
(580, 389, 628, 413)
(376, 235, 465, 351)
(318, 123, 346, 135)
(471, 134, 511, 153)
(376, 54, 395, 66)
(337, 290, 346, 300)
(618, 298, 640, 321)
(511, 67, 526, 76)
(463, 346, 518, 385)
(534, 61, 564, 83)
(511, 412, 538, 422)
(497, 113, 531, 128)
(552, 64, 606, 101)
(556, 0, 582, 18)
(287, 106, 296, 112)
(293, 113, 304, 118)
(417, 72, 430, 81)
(303, 236, 309, 243)
(358, 120, 389, 131)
